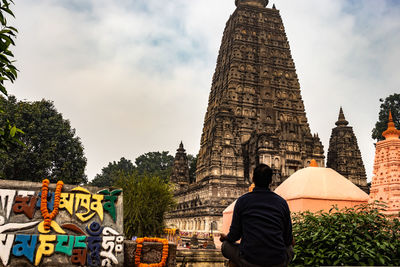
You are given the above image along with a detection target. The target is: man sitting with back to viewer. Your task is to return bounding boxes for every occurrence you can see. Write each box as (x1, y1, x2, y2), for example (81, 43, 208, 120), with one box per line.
(220, 164, 293, 267)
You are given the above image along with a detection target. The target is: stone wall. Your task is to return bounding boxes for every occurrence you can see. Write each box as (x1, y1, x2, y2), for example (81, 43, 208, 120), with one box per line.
(0, 180, 123, 266)
(176, 249, 226, 267)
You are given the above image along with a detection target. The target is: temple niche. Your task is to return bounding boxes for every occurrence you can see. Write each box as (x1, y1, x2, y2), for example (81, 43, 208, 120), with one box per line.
(166, 0, 325, 235)
(369, 111, 400, 216)
(327, 108, 368, 193)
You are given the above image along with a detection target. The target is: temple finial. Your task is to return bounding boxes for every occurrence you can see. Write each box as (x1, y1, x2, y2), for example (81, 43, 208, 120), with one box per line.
(177, 141, 186, 152)
(382, 110, 400, 140)
(309, 159, 318, 167)
(272, 3, 276, 9)
(335, 106, 349, 126)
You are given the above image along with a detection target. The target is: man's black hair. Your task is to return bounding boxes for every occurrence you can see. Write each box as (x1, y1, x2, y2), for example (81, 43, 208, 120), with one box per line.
(252, 164, 273, 187)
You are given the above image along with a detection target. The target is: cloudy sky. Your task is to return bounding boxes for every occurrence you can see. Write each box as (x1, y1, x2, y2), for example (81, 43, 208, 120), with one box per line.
(8, 0, 400, 181)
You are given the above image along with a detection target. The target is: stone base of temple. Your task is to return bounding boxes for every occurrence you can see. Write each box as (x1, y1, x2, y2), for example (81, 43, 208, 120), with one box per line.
(176, 249, 226, 267)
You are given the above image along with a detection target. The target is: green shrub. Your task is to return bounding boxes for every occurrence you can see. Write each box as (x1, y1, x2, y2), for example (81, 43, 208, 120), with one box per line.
(291, 203, 400, 266)
(115, 171, 175, 238)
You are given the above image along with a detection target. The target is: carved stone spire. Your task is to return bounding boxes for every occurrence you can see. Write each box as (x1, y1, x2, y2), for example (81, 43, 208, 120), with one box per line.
(178, 141, 184, 151)
(327, 107, 368, 192)
(170, 142, 190, 188)
(335, 107, 349, 126)
(166, 0, 325, 234)
(382, 110, 400, 140)
(235, 0, 268, 8)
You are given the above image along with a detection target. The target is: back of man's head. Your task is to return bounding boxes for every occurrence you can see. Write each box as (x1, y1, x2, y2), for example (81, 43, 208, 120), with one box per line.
(252, 164, 273, 188)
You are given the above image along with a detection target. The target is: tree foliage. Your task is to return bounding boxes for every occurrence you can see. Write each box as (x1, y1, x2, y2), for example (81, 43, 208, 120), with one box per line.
(372, 93, 400, 141)
(116, 171, 175, 238)
(90, 157, 134, 187)
(0, 0, 21, 151)
(0, 0, 17, 96)
(135, 151, 174, 182)
(187, 153, 197, 183)
(291, 203, 400, 266)
(0, 96, 87, 184)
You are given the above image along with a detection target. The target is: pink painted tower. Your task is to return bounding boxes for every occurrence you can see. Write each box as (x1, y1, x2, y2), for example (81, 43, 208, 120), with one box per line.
(369, 111, 400, 215)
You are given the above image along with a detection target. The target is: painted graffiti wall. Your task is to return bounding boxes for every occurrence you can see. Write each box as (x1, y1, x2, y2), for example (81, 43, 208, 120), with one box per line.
(0, 180, 123, 267)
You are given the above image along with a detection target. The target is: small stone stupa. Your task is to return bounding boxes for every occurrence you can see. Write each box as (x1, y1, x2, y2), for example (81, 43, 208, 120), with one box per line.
(369, 111, 400, 216)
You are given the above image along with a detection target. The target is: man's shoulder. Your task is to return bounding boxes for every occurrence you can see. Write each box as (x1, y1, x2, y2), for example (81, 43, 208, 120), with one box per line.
(250, 189, 289, 206)
(237, 192, 251, 202)
(270, 191, 287, 202)
(268, 191, 290, 205)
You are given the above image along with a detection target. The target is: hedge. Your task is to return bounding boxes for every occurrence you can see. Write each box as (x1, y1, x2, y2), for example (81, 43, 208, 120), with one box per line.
(291, 203, 400, 266)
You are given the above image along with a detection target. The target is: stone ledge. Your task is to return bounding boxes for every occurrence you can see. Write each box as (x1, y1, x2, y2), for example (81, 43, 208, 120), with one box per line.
(176, 249, 226, 267)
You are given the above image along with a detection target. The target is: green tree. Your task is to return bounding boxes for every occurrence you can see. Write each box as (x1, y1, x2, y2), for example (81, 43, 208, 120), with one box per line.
(291, 203, 400, 266)
(0, 0, 22, 151)
(0, 96, 87, 184)
(116, 171, 175, 238)
(372, 93, 400, 141)
(90, 157, 135, 187)
(135, 151, 174, 182)
(187, 153, 197, 183)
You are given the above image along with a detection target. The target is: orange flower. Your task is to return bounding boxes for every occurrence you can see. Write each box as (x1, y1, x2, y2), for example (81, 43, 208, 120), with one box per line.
(40, 179, 64, 230)
(135, 237, 169, 267)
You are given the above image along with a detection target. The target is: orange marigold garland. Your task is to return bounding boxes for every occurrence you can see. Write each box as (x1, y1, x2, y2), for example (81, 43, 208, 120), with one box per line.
(40, 179, 64, 230)
(135, 237, 169, 267)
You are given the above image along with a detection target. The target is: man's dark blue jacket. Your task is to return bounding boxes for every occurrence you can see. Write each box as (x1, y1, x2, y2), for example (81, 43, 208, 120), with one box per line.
(226, 186, 293, 266)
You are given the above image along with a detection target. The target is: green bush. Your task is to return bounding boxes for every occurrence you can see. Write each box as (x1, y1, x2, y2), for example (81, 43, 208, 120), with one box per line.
(291, 203, 400, 266)
(115, 171, 175, 238)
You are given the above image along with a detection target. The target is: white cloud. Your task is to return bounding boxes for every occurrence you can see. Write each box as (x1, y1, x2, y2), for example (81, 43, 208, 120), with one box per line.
(8, 0, 400, 181)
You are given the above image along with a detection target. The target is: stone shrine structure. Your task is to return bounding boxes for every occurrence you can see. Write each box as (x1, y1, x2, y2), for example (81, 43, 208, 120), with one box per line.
(170, 142, 190, 189)
(369, 111, 400, 216)
(166, 0, 325, 235)
(327, 108, 368, 192)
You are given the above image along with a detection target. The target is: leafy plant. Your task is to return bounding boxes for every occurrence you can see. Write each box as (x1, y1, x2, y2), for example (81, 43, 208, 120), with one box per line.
(187, 153, 197, 183)
(290, 203, 400, 266)
(135, 151, 174, 182)
(0, 96, 87, 184)
(0, 0, 22, 151)
(116, 171, 175, 238)
(90, 157, 135, 187)
(0, 0, 17, 96)
(372, 93, 400, 141)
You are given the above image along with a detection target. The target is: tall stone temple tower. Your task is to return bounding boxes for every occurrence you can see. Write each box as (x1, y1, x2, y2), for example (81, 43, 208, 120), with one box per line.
(369, 111, 400, 216)
(327, 108, 368, 192)
(166, 0, 324, 235)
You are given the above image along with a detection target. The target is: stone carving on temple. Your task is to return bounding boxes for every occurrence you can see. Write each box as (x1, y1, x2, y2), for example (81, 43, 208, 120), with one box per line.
(369, 111, 400, 216)
(170, 142, 190, 189)
(166, 0, 325, 235)
(327, 107, 368, 193)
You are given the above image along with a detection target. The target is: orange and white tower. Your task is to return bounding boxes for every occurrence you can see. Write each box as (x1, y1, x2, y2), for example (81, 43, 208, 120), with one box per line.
(369, 111, 400, 216)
